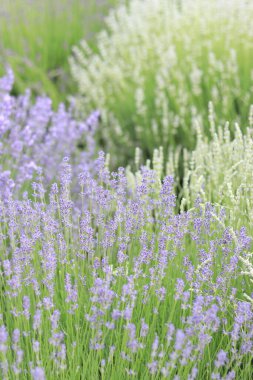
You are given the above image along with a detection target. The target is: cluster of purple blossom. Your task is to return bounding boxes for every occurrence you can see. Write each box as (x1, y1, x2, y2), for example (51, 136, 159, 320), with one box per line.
(0, 71, 253, 379)
(0, 69, 100, 198)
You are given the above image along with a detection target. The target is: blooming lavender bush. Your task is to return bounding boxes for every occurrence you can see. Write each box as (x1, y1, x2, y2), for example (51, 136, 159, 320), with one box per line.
(0, 69, 100, 197)
(0, 148, 253, 379)
(127, 105, 253, 231)
(70, 0, 253, 160)
(181, 108, 253, 228)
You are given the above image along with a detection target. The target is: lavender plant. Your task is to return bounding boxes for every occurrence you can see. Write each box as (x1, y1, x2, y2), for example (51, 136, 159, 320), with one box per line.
(127, 106, 253, 231)
(70, 0, 253, 161)
(0, 69, 100, 197)
(183, 107, 253, 227)
(0, 147, 253, 379)
(178, 106, 253, 232)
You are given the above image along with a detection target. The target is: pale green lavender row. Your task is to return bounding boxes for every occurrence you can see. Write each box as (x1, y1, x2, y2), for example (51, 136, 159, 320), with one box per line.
(70, 0, 253, 162)
(126, 105, 253, 235)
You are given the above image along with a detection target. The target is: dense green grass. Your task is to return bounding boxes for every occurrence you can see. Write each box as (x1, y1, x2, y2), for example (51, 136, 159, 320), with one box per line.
(0, 0, 119, 106)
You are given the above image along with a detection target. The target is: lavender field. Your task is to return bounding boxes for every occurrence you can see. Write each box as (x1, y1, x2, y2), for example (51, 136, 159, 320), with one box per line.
(1, 1, 253, 379)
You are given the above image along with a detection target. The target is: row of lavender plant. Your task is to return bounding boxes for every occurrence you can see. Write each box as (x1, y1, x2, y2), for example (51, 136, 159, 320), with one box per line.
(1, 72, 253, 379)
(1, 152, 253, 379)
(0, 69, 100, 198)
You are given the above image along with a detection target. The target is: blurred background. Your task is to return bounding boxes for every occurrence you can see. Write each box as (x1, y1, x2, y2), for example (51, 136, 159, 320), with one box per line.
(0, 0, 118, 106)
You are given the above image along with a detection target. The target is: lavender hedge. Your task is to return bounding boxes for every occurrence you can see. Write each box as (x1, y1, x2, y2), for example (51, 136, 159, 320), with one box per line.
(0, 69, 100, 198)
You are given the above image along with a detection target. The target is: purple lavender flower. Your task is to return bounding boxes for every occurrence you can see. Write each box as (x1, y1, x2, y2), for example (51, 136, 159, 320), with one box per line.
(31, 367, 46, 380)
(23, 296, 30, 320)
(140, 319, 149, 338)
(214, 350, 228, 368)
(0, 70, 100, 197)
(12, 329, 20, 345)
(0, 325, 8, 352)
(175, 330, 185, 351)
(33, 309, 42, 330)
(147, 360, 158, 375)
(175, 279, 185, 300)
